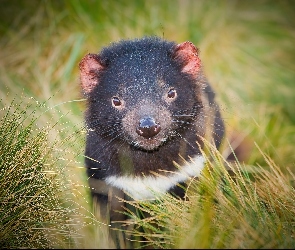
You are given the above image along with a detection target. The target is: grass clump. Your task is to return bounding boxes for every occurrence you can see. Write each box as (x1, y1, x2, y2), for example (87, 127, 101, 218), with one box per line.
(0, 98, 110, 249)
(0, 99, 71, 248)
(120, 141, 295, 248)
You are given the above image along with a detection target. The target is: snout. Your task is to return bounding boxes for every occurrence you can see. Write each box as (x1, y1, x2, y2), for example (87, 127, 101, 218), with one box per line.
(136, 117, 161, 139)
(122, 102, 172, 150)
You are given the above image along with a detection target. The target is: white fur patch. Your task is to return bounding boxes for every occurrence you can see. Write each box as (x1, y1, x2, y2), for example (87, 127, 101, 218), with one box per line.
(105, 155, 205, 200)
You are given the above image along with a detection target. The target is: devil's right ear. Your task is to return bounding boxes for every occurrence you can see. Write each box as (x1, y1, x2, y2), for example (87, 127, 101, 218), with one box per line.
(79, 53, 105, 94)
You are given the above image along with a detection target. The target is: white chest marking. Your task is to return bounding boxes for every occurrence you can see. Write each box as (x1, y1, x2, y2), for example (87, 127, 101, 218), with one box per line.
(105, 155, 205, 200)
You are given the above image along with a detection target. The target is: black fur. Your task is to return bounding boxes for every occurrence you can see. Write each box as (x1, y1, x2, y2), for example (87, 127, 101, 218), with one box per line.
(84, 37, 213, 179)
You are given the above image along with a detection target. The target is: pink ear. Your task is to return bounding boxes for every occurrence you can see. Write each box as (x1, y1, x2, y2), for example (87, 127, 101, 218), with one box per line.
(79, 53, 105, 94)
(172, 41, 201, 77)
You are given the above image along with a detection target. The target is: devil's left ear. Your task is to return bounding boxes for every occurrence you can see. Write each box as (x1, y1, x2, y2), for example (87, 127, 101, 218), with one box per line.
(171, 41, 201, 77)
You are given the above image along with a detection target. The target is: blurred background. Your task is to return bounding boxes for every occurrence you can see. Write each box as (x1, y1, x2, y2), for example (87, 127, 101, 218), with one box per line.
(1, 0, 294, 168)
(0, 0, 295, 248)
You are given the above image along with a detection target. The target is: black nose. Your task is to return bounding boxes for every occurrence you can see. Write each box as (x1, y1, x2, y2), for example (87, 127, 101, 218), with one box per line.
(136, 117, 161, 139)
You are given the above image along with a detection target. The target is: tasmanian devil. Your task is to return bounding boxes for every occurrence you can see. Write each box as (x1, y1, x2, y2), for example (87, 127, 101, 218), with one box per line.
(79, 36, 225, 229)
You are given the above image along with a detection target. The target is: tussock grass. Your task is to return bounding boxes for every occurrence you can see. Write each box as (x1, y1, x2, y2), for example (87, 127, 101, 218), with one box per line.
(0, 0, 294, 248)
(0, 98, 114, 248)
(0, 99, 73, 248)
(120, 141, 295, 248)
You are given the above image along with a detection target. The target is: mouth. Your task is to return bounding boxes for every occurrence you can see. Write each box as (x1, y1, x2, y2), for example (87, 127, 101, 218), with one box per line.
(130, 135, 167, 151)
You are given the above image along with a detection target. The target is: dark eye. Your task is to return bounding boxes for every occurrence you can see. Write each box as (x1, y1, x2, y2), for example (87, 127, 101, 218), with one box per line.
(167, 88, 177, 99)
(112, 96, 122, 107)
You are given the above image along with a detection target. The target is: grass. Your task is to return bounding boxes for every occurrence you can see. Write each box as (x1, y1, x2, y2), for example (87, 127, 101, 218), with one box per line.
(0, 96, 114, 248)
(120, 141, 295, 248)
(0, 99, 74, 248)
(0, 0, 294, 248)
